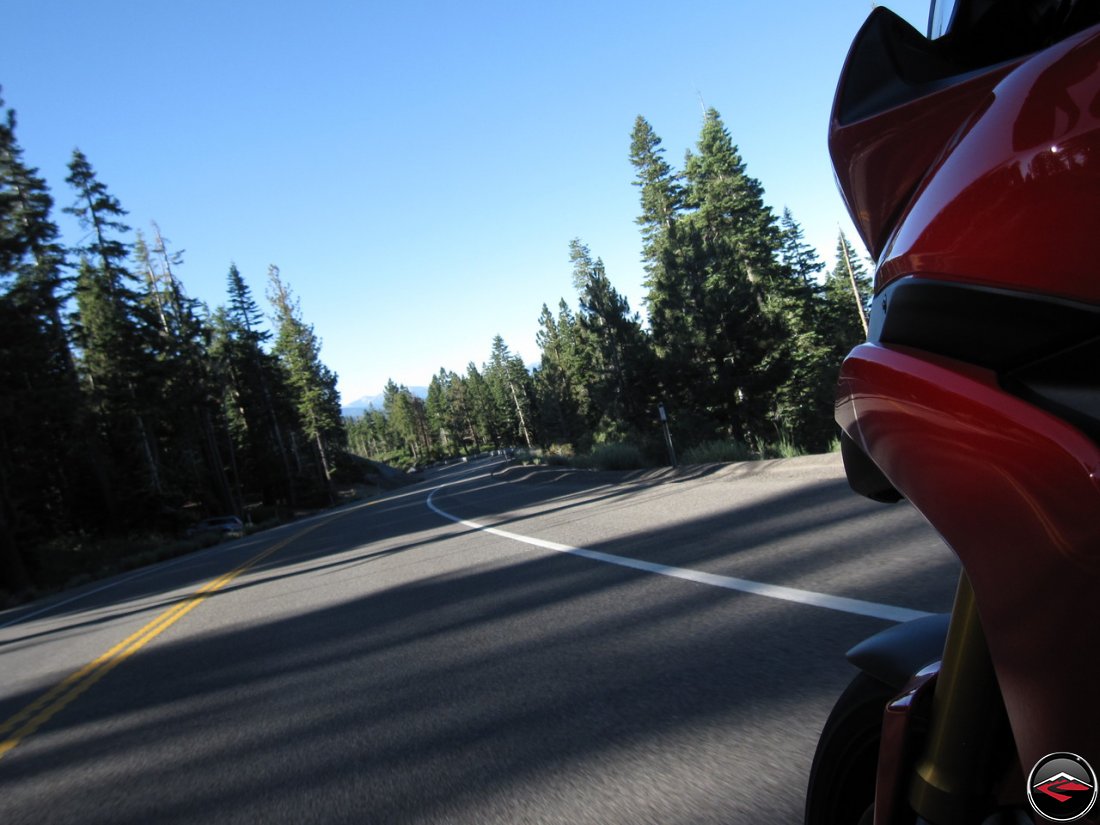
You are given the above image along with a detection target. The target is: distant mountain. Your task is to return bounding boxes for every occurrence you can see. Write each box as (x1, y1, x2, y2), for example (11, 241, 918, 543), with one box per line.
(341, 393, 385, 416)
(341, 386, 428, 418)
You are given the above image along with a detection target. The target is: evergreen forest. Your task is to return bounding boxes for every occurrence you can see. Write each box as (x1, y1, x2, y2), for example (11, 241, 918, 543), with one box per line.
(1, 93, 870, 600)
(348, 112, 872, 473)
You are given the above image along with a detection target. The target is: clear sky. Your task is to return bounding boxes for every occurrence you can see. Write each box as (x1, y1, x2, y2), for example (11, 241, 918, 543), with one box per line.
(3, 0, 930, 405)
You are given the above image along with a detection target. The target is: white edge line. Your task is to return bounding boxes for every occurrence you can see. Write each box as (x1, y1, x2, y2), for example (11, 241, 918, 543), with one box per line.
(426, 486, 932, 625)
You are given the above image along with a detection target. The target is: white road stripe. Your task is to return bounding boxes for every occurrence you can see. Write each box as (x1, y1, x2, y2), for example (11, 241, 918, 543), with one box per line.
(426, 486, 932, 624)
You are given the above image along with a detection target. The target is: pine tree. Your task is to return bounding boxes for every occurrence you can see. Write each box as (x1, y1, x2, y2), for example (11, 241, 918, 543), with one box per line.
(344, 408, 391, 459)
(227, 262, 267, 337)
(464, 363, 500, 449)
(267, 265, 343, 494)
(534, 300, 587, 446)
(444, 370, 482, 454)
(568, 240, 653, 441)
(134, 225, 238, 515)
(65, 148, 165, 515)
(0, 94, 87, 585)
(681, 109, 790, 443)
(425, 371, 451, 455)
(631, 116, 722, 443)
(635, 110, 791, 445)
(770, 209, 838, 450)
(2, 116, 126, 555)
(822, 231, 872, 362)
(630, 116, 699, 394)
(779, 208, 825, 294)
(684, 110, 783, 288)
(483, 336, 534, 449)
(629, 116, 683, 265)
(212, 264, 298, 509)
(383, 380, 431, 461)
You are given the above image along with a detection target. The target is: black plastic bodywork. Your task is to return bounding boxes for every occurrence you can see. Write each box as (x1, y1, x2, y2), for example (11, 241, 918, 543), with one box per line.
(840, 431, 904, 503)
(871, 277, 1100, 444)
(836, 1, 1100, 127)
(839, 278, 1100, 501)
(847, 613, 951, 690)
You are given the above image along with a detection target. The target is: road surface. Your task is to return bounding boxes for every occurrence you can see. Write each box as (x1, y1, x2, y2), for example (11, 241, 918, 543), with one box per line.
(0, 454, 958, 824)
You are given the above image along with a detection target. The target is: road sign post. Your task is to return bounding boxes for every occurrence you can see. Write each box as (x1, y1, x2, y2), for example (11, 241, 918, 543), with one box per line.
(658, 403, 677, 468)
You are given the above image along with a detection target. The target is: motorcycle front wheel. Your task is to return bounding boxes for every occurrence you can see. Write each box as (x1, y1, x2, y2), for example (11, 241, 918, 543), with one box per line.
(805, 672, 897, 825)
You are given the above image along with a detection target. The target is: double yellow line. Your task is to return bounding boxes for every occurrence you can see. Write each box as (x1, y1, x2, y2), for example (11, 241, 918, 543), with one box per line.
(0, 519, 327, 761)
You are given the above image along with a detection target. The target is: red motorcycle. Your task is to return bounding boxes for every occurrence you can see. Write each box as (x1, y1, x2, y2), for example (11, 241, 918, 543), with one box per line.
(806, 1, 1100, 823)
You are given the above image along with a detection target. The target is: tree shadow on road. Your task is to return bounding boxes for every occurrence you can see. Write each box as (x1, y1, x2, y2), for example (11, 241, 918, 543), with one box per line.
(0, 461, 959, 824)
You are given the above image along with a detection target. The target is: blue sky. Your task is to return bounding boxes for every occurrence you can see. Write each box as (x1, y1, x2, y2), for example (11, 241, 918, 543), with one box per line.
(3, 0, 929, 404)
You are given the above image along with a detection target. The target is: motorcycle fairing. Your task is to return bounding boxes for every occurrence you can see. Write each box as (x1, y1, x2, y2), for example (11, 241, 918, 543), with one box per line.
(871, 277, 1100, 442)
(832, 11, 1100, 777)
(837, 340, 1100, 771)
(830, 6, 1021, 261)
(874, 22, 1100, 306)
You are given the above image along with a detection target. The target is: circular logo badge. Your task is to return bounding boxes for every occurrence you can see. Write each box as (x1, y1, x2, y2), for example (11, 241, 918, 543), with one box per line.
(1027, 752, 1098, 822)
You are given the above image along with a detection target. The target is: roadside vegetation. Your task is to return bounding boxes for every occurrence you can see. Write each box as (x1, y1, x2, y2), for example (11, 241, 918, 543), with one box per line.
(510, 434, 840, 473)
(347, 113, 869, 477)
(1, 91, 867, 606)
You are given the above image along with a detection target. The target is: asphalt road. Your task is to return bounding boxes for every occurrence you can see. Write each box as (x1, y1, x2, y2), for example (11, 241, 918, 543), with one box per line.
(0, 454, 959, 824)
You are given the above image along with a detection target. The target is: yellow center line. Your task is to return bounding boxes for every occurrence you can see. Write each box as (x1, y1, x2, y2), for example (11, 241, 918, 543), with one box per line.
(0, 518, 330, 761)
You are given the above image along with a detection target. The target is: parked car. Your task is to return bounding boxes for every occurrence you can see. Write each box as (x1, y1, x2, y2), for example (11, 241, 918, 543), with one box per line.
(186, 516, 245, 538)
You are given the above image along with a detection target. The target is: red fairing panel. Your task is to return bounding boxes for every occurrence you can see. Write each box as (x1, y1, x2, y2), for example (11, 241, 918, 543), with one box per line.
(836, 343, 1100, 771)
(829, 61, 1016, 263)
(877, 25, 1100, 305)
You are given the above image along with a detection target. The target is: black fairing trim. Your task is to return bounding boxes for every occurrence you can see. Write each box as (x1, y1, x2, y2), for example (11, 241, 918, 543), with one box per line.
(847, 613, 951, 691)
(836, 8, 977, 126)
(840, 430, 903, 503)
(872, 278, 1100, 442)
(836, 4, 1100, 127)
(1007, 337, 1100, 442)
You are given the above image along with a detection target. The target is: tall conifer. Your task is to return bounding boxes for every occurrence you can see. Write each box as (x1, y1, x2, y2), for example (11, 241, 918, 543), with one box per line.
(267, 265, 343, 491)
(66, 149, 165, 506)
(212, 264, 298, 508)
(569, 240, 652, 440)
(687, 110, 787, 438)
(823, 232, 873, 360)
(0, 95, 84, 584)
(534, 300, 587, 446)
(771, 210, 838, 449)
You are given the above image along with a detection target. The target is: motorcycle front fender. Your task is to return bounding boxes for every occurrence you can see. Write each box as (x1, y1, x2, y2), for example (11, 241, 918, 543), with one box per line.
(846, 612, 949, 691)
(846, 614, 949, 825)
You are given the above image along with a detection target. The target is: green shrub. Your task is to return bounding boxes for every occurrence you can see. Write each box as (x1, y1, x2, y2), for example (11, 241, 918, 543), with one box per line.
(540, 443, 574, 466)
(574, 442, 647, 471)
(681, 439, 754, 465)
(758, 436, 805, 459)
(514, 446, 551, 466)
